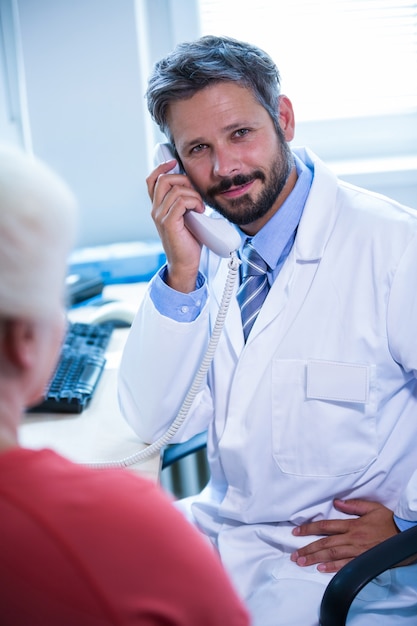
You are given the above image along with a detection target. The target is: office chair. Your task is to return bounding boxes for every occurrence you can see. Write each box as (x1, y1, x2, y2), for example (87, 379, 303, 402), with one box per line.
(161, 430, 208, 469)
(160, 431, 209, 499)
(319, 524, 417, 625)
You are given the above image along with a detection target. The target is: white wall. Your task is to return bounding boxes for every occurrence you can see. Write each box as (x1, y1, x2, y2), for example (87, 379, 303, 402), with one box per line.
(293, 113, 417, 211)
(3, 0, 202, 248)
(15, 0, 156, 247)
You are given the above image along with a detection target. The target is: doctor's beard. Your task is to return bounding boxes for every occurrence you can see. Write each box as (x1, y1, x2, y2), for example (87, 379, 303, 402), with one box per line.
(199, 135, 294, 227)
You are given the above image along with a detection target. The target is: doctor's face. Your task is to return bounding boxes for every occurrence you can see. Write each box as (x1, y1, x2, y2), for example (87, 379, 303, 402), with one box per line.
(167, 82, 296, 234)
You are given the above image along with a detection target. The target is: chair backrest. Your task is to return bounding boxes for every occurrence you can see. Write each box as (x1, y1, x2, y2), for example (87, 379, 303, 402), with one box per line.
(161, 431, 208, 469)
(160, 431, 209, 499)
(319, 524, 417, 625)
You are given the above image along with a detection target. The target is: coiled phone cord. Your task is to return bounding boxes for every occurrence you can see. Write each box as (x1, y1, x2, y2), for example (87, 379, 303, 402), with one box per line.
(86, 251, 241, 469)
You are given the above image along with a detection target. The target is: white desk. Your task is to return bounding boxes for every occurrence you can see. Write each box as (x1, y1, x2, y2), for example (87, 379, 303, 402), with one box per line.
(19, 282, 160, 483)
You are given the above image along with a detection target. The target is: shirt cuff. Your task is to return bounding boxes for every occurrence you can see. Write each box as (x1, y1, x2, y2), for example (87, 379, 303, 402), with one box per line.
(393, 514, 417, 531)
(149, 265, 207, 322)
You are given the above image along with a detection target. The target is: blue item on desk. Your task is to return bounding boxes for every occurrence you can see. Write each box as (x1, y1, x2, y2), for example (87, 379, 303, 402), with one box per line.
(68, 240, 166, 285)
(27, 322, 114, 414)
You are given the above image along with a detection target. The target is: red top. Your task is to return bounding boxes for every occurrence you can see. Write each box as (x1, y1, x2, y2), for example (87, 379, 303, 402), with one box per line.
(0, 447, 250, 625)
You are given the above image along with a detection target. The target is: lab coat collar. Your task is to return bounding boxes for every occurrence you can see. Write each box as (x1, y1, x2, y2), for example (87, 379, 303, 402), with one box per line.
(292, 147, 340, 261)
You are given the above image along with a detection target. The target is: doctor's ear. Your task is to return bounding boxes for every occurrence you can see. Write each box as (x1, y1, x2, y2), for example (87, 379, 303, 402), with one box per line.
(277, 95, 295, 142)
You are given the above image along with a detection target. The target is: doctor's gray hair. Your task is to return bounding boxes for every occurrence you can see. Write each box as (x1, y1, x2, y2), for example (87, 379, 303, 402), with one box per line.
(146, 35, 282, 144)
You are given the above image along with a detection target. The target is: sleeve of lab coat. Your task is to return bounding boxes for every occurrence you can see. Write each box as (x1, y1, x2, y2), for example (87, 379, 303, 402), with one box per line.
(388, 231, 417, 527)
(394, 469, 417, 526)
(387, 231, 417, 375)
(118, 282, 215, 444)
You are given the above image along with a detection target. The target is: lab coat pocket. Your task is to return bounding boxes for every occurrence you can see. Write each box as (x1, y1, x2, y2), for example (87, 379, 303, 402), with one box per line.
(272, 359, 377, 477)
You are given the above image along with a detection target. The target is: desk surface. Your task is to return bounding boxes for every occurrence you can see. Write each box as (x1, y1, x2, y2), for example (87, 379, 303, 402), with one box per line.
(19, 283, 160, 483)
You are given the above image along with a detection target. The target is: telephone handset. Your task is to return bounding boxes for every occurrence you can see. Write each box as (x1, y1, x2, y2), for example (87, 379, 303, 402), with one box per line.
(85, 145, 241, 470)
(153, 143, 241, 257)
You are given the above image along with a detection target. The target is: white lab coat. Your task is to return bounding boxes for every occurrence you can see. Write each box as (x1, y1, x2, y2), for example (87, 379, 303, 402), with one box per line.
(119, 148, 417, 625)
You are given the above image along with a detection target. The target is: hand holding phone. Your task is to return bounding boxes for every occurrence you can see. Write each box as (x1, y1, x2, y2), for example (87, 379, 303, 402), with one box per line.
(153, 143, 240, 257)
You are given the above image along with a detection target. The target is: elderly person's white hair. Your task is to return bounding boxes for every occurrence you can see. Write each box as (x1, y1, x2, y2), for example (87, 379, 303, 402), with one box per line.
(0, 144, 77, 319)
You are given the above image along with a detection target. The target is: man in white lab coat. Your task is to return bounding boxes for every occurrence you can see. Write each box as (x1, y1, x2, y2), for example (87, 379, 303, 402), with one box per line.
(119, 35, 417, 625)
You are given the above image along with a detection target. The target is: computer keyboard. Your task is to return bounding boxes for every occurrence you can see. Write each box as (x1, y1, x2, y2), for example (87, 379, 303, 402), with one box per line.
(27, 321, 114, 414)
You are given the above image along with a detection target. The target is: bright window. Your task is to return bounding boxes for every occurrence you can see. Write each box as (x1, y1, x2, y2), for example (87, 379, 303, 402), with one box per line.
(198, 0, 417, 122)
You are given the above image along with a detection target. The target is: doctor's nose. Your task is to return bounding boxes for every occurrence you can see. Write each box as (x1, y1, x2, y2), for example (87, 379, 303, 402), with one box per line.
(212, 149, 240, 178)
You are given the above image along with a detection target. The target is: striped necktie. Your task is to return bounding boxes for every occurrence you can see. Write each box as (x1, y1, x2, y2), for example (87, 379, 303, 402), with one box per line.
(236, 240, 270, 341)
